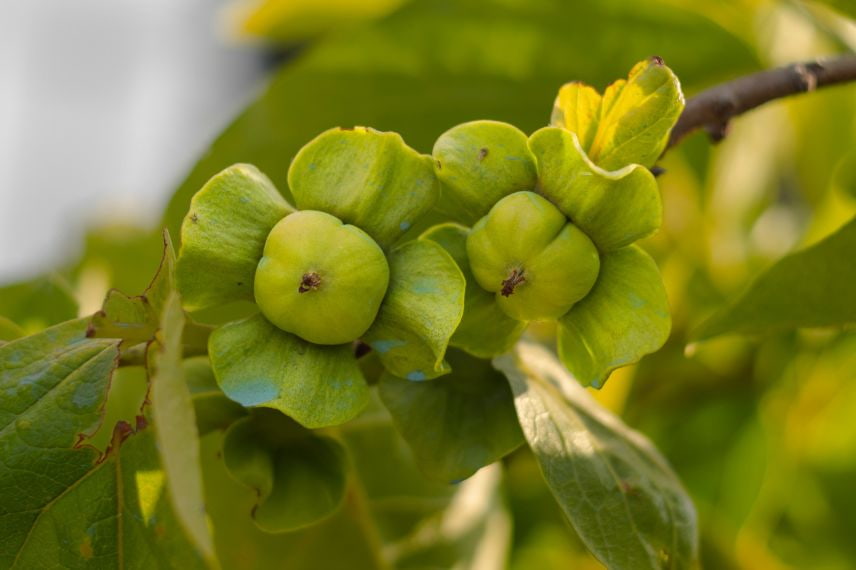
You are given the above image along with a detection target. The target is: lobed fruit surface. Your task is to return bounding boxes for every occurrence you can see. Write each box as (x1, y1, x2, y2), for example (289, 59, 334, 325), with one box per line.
(467, 191, 600, 321)
(254, 210, 390, 345)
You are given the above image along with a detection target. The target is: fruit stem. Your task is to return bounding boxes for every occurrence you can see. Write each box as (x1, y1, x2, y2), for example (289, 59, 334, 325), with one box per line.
(298, 271, 322, 293)
(501, 268, 526, 297)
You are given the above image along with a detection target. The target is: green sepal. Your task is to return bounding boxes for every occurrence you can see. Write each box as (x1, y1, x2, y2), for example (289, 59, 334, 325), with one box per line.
(222, 409, 348, 533)
(379, 348, 523, 483)
(558, 245, 670, 388)
(551, 57, 684, 170)
(208, 314, 369, 428)
(432, 120, 538, 226)
(530, 126, 662, 252)
(177, 164, 294, 311)
(363, 240, 466, 381)
(288, 127, 437, 249)
(420, 223, 525, 357)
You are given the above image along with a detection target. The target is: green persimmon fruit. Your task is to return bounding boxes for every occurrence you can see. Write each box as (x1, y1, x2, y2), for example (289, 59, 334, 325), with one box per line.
(467, 191, 600, 321)
(254, 210, 390, 345)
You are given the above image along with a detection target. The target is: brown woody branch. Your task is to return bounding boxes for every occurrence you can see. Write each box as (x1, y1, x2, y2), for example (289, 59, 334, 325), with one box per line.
(666, 54, 856, 150)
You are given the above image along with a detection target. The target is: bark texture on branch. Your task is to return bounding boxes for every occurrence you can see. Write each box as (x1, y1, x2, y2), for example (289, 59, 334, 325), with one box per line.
(667, 54, 856, 149)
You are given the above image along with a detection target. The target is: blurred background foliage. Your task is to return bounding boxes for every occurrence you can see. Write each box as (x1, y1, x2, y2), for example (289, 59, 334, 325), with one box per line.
(2, 0, 855, 568)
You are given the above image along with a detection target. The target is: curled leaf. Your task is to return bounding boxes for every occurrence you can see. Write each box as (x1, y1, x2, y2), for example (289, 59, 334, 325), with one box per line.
(558, 245, 670, 388)
(222, 410, 348, 533)
(530, 126, 661, 252)
(288, 127, 437, 249)
(363, 240, 465, 381)
(209, 314, 369, 429)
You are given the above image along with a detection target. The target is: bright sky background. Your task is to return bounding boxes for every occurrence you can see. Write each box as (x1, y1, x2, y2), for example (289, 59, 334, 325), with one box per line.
(0, 0, 269, 282)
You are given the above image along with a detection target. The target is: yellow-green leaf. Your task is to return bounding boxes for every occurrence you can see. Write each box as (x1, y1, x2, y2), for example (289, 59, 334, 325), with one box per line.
(552, 57, 684, 170)
(693, 216, 856, 340)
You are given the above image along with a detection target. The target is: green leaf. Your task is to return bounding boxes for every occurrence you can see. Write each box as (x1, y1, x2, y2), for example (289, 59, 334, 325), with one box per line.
(0, 320, 209, 568)
(808, 0, 856, 19)
(432, 121, 538, 226)
(0, 274, 78, 333)
(1, 319, 118, 566)
(176, 164, 294, 311)
(88, 231, 180, 348)
(379, 348, 523, 482)
(200, 430, 386, 570)
(339, 393, 510, 568)
(833, 149, 856, 199)
(147, 292, 216, 564)
(288, 127, 438, 249)
(339, 392, 457, 542)
(558, 246, 670, 388)
(70, 225, 166, 297)
(0, 316, 24, 342)
(209, 313, 369, 428)
(693, 216, 856, 340)
(222, 409, 348, 533)
(529, 126, 662, 252)
(240, 0, 408, 42)
(386, 465, 510, 569)
(89, 289, 154, 346)
(495, 341, 698, 570)
(363, 240, 465, 380)
(13, 429, 210, 569)
(552, 57, 684, 170)
(420, 223, 525, 357)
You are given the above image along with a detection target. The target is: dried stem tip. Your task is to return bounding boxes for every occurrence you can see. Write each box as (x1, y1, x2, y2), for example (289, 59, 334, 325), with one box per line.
(501, 268, 526, 297)
(298, 272, 322, 293)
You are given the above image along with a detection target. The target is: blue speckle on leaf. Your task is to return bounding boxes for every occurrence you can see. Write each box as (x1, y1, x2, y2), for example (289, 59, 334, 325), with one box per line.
(308, 162, 317, 171)
(227, 378, 279, 406)
(627, 292, 646, 309)
(371, 339, 405, 354)
(399, 221, 411, 231)
(406, 371, 426, 382)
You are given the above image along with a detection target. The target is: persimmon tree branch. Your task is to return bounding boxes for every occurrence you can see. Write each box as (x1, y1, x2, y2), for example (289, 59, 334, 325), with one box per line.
(667, 53, 856, 149)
